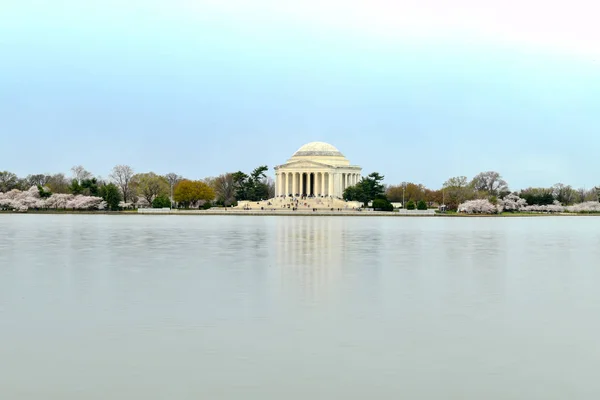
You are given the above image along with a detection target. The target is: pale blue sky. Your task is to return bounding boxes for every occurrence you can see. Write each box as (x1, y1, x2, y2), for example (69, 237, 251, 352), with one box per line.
(1, 0, 599, 190)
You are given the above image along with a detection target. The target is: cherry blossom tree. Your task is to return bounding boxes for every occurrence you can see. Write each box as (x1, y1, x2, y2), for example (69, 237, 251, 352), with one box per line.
(66, 196, 105, 210)
(0, 187, 105, 211)
(566, 202, 600, 213)
(457, 199, 498, 214)
(498, 194, 527, 212)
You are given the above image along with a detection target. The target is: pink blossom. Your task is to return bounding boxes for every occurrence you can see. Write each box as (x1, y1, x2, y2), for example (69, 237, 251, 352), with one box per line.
(457, 199, 498, 214)
(566, 201, 600, 213)
(66, 196, 105, 210)
(498, 194, 527, 212)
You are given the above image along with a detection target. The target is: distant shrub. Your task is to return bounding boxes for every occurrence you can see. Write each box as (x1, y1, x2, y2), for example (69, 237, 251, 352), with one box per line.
(372, 198, 393, 211)
(202, 202, 212, 210)
(406, 200, 416, 210)
(416, 200, 427, 210)
(152, 195, 171, 209)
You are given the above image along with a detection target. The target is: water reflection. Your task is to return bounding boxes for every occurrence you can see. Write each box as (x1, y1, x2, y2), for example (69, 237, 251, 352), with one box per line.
(275, 217, 340, 302)
(2, 215, 600, 399)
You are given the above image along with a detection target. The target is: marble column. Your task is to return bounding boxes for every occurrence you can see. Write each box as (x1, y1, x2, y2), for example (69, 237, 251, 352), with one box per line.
(282, 173, 286, 196)
(321, 173, 325, 196)
(329, 173, 334, 197)
(293, 172, 297, 195)
(279, 173, 283, 196)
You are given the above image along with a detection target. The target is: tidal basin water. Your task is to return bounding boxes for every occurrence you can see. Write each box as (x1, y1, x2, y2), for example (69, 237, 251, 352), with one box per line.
(1, 215, 600, 399)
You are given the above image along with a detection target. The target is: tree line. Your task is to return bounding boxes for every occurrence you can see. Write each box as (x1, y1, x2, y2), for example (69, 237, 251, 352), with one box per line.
(1, 167, 599, 212)
(383, 171, 600, 211)
(0, 165, 275, 211)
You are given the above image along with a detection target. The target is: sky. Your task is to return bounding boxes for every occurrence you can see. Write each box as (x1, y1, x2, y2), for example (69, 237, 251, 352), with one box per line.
(1, 0, 599, 190)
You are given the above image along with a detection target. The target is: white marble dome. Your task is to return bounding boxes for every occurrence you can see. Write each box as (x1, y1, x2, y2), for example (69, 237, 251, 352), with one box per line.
(292, 142, 345, 158)
(288, 142, 350, 166)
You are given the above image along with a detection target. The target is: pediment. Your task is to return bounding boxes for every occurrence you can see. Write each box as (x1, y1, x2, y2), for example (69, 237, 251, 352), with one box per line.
(277, 160, 334, 169)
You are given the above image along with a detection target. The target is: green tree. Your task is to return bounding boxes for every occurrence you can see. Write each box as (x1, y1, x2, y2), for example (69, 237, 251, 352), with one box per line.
(343, 185, 366, 203)
(174, 180, 215, 208)
(406, 200, 416, 210)
(152, 195, 171, 208)
(372, 198, 393, 211)
(343, 172, 385, 206)
(81, 178, 100, 196)
(37, 185, 52, 199)
(519, 187, 554, 205)
(443, 176, 475, 210)
(69, 176, 100, 196)
(134, 172, 170, 204)
(100, 183, 122, 211)
(361, 172, 385, 201)
(69, 179, 83, 195)
(233, 166, 270, 201)
(417, 200, 427, 210)
(232, 171, 250, 200)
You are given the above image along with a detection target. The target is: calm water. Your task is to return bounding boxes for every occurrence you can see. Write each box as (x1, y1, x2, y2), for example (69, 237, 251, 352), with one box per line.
(1, 215, 600, 399)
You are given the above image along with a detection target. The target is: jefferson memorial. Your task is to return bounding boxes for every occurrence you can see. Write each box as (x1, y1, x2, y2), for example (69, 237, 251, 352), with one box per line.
(274, 142, 362, 198)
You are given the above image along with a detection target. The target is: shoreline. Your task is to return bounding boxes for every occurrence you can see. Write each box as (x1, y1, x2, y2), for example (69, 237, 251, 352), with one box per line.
(1, 210, 599, 217)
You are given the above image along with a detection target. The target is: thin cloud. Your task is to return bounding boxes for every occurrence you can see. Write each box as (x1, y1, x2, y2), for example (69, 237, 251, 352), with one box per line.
(162, 0, 600, 60)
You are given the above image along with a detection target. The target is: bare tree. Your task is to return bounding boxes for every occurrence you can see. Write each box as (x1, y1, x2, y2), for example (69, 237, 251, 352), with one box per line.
(443, 176, 468, 189)
(165, 172, 182, 203)
(577, 187, 587, 203)
(46, 173, 70, 193)
(265, 176, 276, 199)
(470, 171, 508, 196)
(109, 165, 135, 203)
(207, 173, 237, 206)
(71, 165, 92, 184)
(552, 183, 576, 205)
(0, 171, 19, 192)
(27, 174, 51, 187)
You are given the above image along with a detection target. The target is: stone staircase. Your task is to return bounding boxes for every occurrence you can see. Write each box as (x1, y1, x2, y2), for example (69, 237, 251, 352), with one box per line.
(236, 197, 362, 211)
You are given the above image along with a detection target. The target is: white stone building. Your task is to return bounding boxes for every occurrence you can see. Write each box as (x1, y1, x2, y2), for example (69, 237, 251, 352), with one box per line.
(274, 142, 362, 198)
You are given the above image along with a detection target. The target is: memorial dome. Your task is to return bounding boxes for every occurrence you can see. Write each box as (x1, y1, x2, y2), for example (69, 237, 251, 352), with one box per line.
(288, 142, 350, 166)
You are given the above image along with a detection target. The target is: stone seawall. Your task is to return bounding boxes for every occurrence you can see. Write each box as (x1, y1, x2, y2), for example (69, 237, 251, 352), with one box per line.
(137, 208, 438, 217)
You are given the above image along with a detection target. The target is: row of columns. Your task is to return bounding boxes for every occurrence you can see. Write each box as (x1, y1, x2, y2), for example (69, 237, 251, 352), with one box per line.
(341, 172, 360, 192)
(275, 171, 361, 197)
